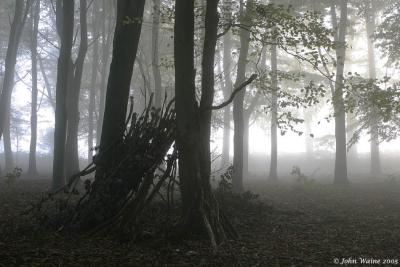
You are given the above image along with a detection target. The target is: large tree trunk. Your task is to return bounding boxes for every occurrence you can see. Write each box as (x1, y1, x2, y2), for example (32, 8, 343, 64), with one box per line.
(268, 44, 278, 182)
(0, 0, 31, 142)
(52, 0, 75, 191)
(65, 0, 88, 180)
(28, 0, 40, 176)
(365, 0, 381, 177)
(175, 0, 200, 221)
(232, 0, 251, 192)
(96, 0, 145, 170)
(151, 0, 162, 108)
(331, 1, 349, 185)
(96, 0, 114, 144)
(175, 0, 231, 247)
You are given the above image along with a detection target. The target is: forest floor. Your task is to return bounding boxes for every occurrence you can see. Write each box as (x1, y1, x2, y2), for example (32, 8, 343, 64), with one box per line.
(1, 178, 400, 266)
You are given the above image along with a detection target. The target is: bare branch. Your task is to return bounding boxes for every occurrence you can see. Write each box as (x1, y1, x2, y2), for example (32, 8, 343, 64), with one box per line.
(206, 73, 257, 111)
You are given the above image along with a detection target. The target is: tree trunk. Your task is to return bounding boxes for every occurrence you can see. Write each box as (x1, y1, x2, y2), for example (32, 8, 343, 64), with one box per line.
(175, 0, 200, 221)
(88, 0, 100, 163)
(268, 44, 278, 182)
(4, 114, 13, 172)
(243, 48, 265, 178)
(365, 0, 381, 177)
(331, 1, 349, 185)
(65, 0, 88, 180)
(304, 110, 314, 157)
(232, 0, 251, 192)
(28, 0, 40, 176)
(151, 0, 162, 108)
(38, 56, 56, 111)
(0, 0, 30, 144)
(221, 26, 233, 170)
(96, 0, 114, 144)
(52, 0, 75, 191)
(243, 114, 250, 177)
(175, 0, 232, 247)
(96, 0, 146, 170)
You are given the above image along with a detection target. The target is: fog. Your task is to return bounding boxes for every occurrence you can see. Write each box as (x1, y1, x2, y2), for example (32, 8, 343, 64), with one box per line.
(2, 0, 400, 265)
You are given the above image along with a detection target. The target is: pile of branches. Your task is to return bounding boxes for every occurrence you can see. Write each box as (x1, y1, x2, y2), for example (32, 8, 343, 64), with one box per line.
(42, 96, 178, 236)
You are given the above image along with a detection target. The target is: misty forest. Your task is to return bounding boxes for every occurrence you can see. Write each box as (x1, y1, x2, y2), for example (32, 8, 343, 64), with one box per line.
(2, 0, 400, 265)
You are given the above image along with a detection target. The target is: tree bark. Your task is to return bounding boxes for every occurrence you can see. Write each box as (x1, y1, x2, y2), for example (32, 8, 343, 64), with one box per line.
(28, 0, 40, 176)
(175, 0, 199, 219)
(96, 0, 146, 170)
(365, 0, 381, 177)
(151, 0, 162, 108)
(65, 0, 88, 180)
(175, 0, 231, 246)
(52, 0, 75, 191)
(232, 0, 251, 192)
(331, 1, 349, 185)
(268, 44, 278, 182)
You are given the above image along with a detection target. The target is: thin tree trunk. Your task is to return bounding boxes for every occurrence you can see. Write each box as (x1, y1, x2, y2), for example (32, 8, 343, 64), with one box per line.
(4, 114, 13, 172)
(0, 0, 31, 142)
(96, 0, 114, 143)
(199, 0, 219, 187)
(65, 0, 88, 180)
(151, 0, 162, 108)
(52, 0, 75, 191)
(243, 114, 250, 177)
(243, 48, 265, 177)
(221, 15, 232, 170)
(268, 44, 278, 182)
(28, 0, 40, 176)
(365, 0, 381, 176)
(38, 56, 56, 111)
(304, 110, 314, 157)
(331, 1, 349, 185)
(232, 0, 251, 192)
(88, 0, 100, 163)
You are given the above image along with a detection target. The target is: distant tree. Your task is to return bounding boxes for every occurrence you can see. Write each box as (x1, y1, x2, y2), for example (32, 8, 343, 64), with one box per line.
(268, 43, 279, 182)
(28, 0, 40, 176)
(88, 0, 100, 163)
(152, 0, 162, 108)
(0, 0, 32, 171)
(96, 0, 115, 143)
(232, 0, 252, 192)
(364, 0, 381, 176)
(331, 0, 349, 185)
(220, 2, 233, 169)
(64, 0, 89, 180)
(52, 0, 75, 191)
